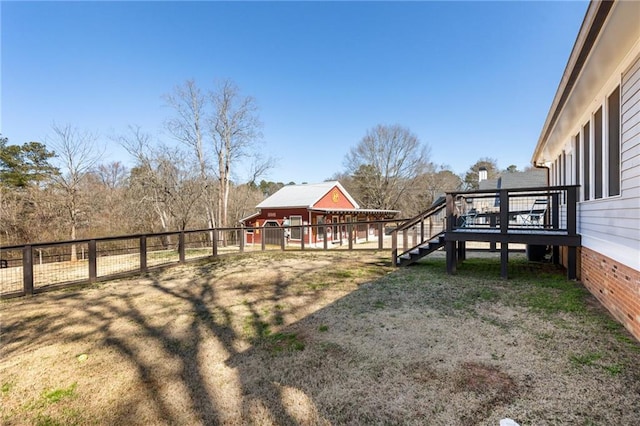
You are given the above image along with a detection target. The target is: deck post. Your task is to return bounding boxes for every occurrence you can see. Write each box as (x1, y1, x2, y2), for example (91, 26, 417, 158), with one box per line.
(457, 241, 466, 263)
(567, 246, 577, 280)
(567, 186, 577, 235)
(501, 242, 509, 279)
(551, 192, 560, 230)
(499, 190, 509, 234)
(445, 193, 456, 274)
(446, 241, 457, 274)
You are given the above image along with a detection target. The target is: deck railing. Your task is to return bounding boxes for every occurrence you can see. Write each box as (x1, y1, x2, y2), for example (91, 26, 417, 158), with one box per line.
(445, 185, 578, 235)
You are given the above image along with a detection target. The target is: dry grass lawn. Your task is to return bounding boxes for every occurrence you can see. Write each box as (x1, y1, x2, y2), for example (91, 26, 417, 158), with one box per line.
(1, 250, 639, 425)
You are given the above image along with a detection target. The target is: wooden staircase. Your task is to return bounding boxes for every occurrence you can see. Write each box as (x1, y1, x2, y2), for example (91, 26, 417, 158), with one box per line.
(395, 231, 446, 266)
(392, 199, 447, 266)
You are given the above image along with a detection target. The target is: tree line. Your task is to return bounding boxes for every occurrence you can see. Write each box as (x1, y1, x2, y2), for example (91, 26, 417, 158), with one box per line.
(1, 79, 519, 246)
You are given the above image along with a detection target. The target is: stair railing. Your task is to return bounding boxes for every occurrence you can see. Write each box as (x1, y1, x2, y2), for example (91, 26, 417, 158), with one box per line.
(390, 199, 448, 263)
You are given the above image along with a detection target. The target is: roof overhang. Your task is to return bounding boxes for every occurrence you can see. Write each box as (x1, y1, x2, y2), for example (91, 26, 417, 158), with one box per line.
(309, 208, 399, 217)
(532, 0, 640, 165)
(238, 212, 260, 224)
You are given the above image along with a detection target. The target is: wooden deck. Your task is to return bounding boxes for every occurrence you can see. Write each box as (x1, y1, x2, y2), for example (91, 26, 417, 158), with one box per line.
(393, 185, 581, 279)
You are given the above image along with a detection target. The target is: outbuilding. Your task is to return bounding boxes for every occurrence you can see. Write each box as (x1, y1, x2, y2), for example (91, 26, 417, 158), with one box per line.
(240, 181, 398, 247)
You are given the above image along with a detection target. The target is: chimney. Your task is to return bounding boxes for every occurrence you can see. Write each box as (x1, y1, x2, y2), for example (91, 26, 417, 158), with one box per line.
(478, 167, 488, 182)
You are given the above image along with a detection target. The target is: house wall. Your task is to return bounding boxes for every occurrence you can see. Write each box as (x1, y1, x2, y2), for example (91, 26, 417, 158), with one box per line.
(577, 52, 640, 272)
(540, 2, 640, 340)
(581, 246, 640, 340)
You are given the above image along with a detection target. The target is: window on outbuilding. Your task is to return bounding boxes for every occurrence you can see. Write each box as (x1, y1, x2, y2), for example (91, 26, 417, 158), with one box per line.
(290, 215, 302, 240)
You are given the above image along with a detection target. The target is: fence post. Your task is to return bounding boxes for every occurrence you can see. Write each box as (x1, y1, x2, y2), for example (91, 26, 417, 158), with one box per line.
(301, 224, 305, 250)
(281, 226, 286, 251)
(23, 245, 34, 296)
(140, 235, 147, 273)
(239, 228, 245, 253)
(212, 229, 218, 256)
(348, 222, 353, 250)
(179, 232, 186, 263)
(261, 226, 266, 252)
(378, 222, 384, 250)
(88, 240, 97, 283)
(323, 225, 328, 250)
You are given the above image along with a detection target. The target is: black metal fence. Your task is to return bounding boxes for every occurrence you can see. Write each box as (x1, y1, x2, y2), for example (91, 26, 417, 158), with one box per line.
(0, 220, 404, 298)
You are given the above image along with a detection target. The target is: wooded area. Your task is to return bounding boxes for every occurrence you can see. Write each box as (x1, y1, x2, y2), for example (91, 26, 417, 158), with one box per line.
(2, 80, 522, 247)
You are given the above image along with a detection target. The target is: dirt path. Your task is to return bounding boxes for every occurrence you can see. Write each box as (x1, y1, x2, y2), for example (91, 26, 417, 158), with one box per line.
(1, 251, 639, 425)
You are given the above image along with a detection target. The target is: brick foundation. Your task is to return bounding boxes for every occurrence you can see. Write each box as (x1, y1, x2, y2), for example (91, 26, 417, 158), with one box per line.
(581, 246, 640, 341)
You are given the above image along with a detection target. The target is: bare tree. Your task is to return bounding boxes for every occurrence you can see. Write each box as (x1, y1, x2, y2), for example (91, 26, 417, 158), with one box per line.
(209, 79, 265, 231)
(398, 164, 463, 216)
(345, 124, 430, 210)
(118, 126, 203, 233)
(164, 79, 273, 237)
(164, 80, 217, 230)
(47, 124, 103, 260)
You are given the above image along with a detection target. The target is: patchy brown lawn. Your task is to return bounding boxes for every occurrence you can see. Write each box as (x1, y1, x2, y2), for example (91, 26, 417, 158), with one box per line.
(1, 251, 639, 425)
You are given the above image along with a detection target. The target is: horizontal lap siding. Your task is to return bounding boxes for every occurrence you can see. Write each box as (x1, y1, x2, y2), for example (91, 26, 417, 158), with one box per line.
(581, 53, 640, 272)
(621, 54, 640, 196)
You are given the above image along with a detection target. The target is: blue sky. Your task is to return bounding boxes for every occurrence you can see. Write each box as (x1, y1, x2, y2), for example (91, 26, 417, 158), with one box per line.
(1, 1, 588, 184)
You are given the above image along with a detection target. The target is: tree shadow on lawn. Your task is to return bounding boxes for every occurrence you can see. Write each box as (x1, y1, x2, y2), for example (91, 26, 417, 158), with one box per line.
(1, 252, 388, 425)
(2, 252, 640, 425)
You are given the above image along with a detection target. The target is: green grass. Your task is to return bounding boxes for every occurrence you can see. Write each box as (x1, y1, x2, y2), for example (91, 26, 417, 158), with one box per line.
(2, 382, 14, 394)
(262, 332, 305, 353)
(570, 352, 625, 376)
(43, 383, 77, 404)
(570, 352, 603, 367)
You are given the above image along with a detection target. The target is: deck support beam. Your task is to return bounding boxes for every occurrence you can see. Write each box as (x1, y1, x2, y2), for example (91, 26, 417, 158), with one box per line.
(501, 242, 509, 279)
(456, 241, 466, 263)
(446, 241, 457, 274)
(567, 246, 577, 280)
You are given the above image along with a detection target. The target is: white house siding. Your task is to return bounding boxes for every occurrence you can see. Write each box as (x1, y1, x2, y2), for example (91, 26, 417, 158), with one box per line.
(579, 53, 640, 272)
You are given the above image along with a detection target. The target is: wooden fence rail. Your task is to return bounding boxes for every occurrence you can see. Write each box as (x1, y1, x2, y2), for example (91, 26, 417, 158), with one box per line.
(0, 220, 405, 299)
